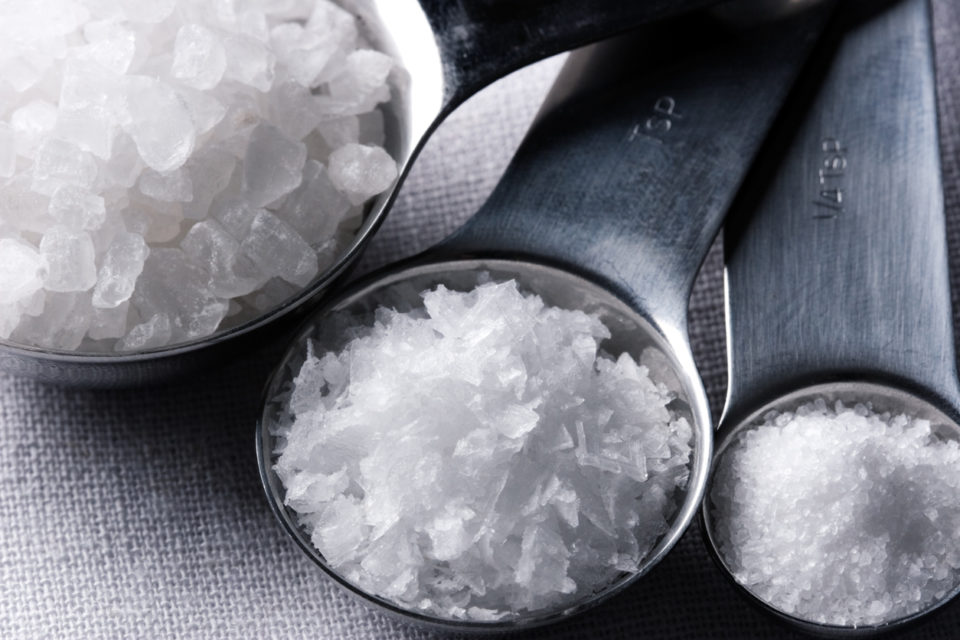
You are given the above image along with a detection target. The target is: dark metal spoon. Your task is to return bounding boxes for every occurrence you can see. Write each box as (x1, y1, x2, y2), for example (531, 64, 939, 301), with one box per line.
(702, 0, 960, 634)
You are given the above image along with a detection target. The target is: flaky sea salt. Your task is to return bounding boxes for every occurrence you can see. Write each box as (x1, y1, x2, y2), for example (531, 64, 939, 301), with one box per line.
(710, 398, 960, 626)
(0, 0, 400, 353)
(272, 280, 694, 621)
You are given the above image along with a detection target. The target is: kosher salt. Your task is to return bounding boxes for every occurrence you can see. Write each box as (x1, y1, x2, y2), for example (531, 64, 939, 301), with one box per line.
(710, 398, 960, 626)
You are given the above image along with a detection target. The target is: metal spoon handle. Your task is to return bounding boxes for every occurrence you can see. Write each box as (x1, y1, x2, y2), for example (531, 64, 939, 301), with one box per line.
(438, 9, 832, 333)
(417, 0, 722, 107)
(722, 0, 960, 425)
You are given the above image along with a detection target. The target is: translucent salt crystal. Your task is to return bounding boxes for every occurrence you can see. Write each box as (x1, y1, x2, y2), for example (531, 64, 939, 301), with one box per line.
(12, 291, 91, 351)
(0, 124, 15, 178)
(181, 220, 262, 299)
(0, 57, 41, 94)
(132, 249, 229, 342)
(176, 87, 226, 135)
(39, 227, 97, 292)
(0, 0, 399, 352)
(242, 123, 307, 207)
(212, 198, 258, 240)
(0, 82, 16, 118)
(328, 50, 394, 112)
(92, 231, 148, 308)
(139, 169, 193, 203)
(0, 239, 44, 304)
(11, 100, 58, 158)
(711, 401, 960, 626)
(0, 175, 53, 234)
(271, 2, 356, 88)
(100, 134, 143, 189)
(88, 301, 129, 340)
(223, 34, 275, 92)
(122, 76, 196, 172)
(261, 0, 317, 22)
(59, 58, 122, 114)
(122, 198, 183, 244)
(316, 115, 359, 150)
(83, 18, 127, 41)
(241, 210, 317, 287)
(312, 495, 366, 566)
(183, 147, 235, 220)
(117, 313, 172, 352)
(268, 81, 325, 141)
(73, 29, 136, 74)
(48, 185, 106, 231)
(276, 160, 351, 244)
(358, 110, 385, 146)
(273, 279, 692, 620)
(327, 143, 397, 205)
(284, 469, 350, 514)
(172, 24, 227, 90)
(516, 525, 576, 599)
(54, 107, 117, 160)
(246, 276, 299, 313)
(32, 139, 99, 195)
(235, 10, 269, 42)
(0, 307, 21, 340)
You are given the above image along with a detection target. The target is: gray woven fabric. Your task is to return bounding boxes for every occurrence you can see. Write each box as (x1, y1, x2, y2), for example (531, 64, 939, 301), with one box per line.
(2, 3, 960, 638)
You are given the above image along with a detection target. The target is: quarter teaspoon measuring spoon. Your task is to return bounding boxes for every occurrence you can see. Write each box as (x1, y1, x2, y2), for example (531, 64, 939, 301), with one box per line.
(703, 0, 960, 634)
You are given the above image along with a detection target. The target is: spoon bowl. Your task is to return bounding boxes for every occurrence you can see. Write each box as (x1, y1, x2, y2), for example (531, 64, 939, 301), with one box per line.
(258, 257, 709, 632)
(704, 383, 960, 637)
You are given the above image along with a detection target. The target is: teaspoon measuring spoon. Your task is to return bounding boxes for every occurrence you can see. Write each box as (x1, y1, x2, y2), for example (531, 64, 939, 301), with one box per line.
(702, 0, 960, 634)
(258, 7, 832, 632)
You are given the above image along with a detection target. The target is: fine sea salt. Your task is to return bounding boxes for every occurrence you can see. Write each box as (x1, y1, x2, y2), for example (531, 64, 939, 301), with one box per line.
(0, 0, 399, 352)
(710, 399, 960, 626)
(272, 279, 694, 621)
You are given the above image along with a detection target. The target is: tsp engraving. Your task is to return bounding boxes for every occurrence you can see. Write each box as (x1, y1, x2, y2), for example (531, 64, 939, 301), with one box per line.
(630, 96, 682, 143)
(814, 137, 847, 218)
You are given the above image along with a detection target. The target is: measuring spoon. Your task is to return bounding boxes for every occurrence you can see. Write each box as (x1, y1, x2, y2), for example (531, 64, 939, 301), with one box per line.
(258, 7, 832, 632)
(702, 0, 960, 633)
(0, 0, 722, 387)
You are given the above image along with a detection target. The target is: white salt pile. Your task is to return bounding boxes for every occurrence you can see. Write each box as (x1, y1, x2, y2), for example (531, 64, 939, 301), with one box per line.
(710, 399, 960, 627)
(0, 0, 399, 352)
(271, 279, 693, 621)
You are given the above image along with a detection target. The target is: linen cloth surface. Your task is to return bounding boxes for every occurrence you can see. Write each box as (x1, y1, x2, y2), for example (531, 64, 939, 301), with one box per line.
(2, 2, 960, 638)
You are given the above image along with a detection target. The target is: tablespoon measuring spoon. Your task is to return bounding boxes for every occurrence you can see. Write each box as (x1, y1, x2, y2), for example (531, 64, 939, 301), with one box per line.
(257, 7, 832, 633)
(702, 0, 960, 633)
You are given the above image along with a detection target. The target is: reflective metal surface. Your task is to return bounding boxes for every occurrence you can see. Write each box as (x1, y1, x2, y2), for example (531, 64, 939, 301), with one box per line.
(721, 0, 959, 427)
(258, 9, 831, 630)
(705, 0, 960, 633)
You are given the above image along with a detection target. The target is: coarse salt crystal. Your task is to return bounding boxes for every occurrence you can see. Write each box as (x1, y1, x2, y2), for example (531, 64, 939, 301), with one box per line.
(327, 143, 397, 205)
(40, 226, 98, 292)
(0, 238, 45, 305)
(0, 0, 399, 351)
(172, 24, 228, 91)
